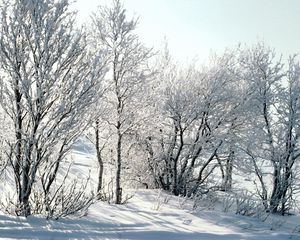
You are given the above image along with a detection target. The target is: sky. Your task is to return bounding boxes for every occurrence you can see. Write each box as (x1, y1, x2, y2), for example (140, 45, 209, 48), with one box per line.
(74, 0, 300, 63)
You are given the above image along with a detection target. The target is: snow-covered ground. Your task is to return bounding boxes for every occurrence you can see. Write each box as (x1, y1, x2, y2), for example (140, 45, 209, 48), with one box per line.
(1, 139, 300, 240)
(0, 189, 300, 239)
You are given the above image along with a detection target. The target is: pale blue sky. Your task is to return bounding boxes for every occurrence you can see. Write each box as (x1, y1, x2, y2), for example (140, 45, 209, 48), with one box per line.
(75, 0, 300, 62)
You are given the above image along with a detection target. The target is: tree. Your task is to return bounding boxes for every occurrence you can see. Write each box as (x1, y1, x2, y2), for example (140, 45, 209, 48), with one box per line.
(140, 49, 242, 196)
(238, 43, 300, 214)
(0, 0, 105, 216)
(91, 0, 153, 204)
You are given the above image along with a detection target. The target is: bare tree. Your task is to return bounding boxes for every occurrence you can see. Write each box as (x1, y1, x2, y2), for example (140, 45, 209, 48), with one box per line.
(91, 0, 153, 204)
(140, 49, 242, 196)
(238, 43, 300, 214)
(0, 0, 105, 216)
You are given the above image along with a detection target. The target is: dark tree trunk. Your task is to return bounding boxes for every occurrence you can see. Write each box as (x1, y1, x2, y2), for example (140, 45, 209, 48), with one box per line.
(115, 121, 122, 204)
(95, 120, 104, 198)
(269, 165, 281, 213)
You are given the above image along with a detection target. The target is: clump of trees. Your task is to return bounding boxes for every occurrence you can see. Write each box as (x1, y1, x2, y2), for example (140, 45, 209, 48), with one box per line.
(0, 0, 106, 217)
(143, 43, 300, 215)
(0, 0, 300, 218)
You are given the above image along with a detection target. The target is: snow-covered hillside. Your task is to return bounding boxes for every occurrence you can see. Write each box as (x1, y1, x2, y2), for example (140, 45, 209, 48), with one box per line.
(0, 188, 299, 239)
(2, 138, 300, 240)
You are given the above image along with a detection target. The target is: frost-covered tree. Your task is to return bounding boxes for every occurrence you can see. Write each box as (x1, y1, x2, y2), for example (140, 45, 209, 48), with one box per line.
(139, 49, 243, 196)
(238, 43, 300, 214)
(0, 0, 105, 216)
(91, 0, 153, 204)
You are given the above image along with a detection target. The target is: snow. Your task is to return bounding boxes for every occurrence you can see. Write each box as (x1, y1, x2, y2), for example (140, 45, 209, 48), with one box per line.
(0, 189, 299, 239)
(0, 139, 300, 240)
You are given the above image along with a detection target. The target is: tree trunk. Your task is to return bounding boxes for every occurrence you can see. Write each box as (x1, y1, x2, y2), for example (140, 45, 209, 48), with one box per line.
(14, 78, 31, 216)
(172, 127, 183, 196)
(279, 159, 294, 215)
(145, 138, 160, 188)
(223, 148, 233, 191)
(190, 142, 221, 195)
(269, 165, 281, 213)
(95, 120, 104, 198)
(115, 122, 122, 204)
(20, 194, 31, 217)
(172, 158, 178, 195)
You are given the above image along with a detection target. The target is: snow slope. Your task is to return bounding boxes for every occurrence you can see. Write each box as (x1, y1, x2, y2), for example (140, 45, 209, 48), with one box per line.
(0, 138, 300, 239)
(0, 189, 300, 239)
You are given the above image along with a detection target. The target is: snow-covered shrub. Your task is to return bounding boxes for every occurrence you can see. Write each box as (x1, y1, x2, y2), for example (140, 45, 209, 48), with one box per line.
(192, 191, 219, 211)
(221, 193, 236, 213)
(152, 190, 171, 211)
(235, 191, 265, 217)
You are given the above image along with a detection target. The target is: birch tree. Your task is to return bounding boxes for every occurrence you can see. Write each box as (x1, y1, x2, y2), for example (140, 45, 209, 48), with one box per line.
(0, 0, 105, 216)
